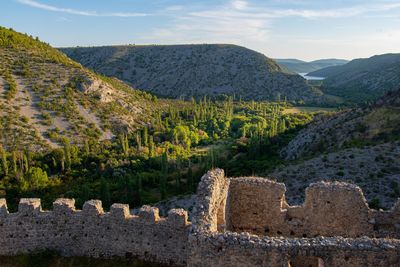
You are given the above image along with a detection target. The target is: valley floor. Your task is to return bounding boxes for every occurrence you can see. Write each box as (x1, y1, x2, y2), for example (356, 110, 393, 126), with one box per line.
(283, 106, 337, 114)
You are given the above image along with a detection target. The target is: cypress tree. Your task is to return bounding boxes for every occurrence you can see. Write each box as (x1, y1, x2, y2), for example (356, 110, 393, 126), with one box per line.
(149, 135, 155, 157)
(84, 139, 90, 156)
(142, 127, 148, 147)
(119, 134, 129, 156)
(100, 177, 111, 208)
(160, 151, 168, 199)
(23, 153, 29, 174)
(12, 151, 17, 174)
(63, 139, 71, 171)
(125, 135, 129, 155)
(0, 146, 8, 177)
(135, 132, 142, 151)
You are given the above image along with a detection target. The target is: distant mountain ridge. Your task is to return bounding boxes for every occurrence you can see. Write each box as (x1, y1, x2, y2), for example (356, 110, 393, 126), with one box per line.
(275, 58, 348, 73)
(60, 44, 323, 103)
(308, 53, 400, 102)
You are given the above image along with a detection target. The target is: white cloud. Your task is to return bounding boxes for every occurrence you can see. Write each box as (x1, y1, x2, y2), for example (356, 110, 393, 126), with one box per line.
(165, 5, 184, 11)
(272, 28, 400, 60)
(140, 0, 400, 60)
(142, 1, 271, 46)
(56, 16, 70, 22)
(16, 0, 147, 17)
(231, 0, 249, 10)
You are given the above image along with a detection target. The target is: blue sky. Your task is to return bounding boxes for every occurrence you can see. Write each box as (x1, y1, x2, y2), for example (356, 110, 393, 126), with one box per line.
(1, 0, 399, 60)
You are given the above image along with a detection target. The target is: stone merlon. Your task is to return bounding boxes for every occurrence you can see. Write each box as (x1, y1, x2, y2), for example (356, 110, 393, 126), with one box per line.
(0, 169, 399, 266)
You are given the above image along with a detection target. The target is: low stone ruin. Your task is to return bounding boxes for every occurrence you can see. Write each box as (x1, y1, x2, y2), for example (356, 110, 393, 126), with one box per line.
(0, 169, 399, 266)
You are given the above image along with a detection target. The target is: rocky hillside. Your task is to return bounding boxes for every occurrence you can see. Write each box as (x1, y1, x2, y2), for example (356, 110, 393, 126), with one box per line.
(274, 90, 400, 209)
(273, 142, 400, 209)
(60, 44, 323, 103)
(308, 54, 400, 102)
(276, 58, 348, 73)
(0, 27, 159, 151)
(281, 90, 400, 160)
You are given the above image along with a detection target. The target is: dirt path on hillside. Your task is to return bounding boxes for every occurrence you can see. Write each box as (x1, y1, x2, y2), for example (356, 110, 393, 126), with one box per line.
(0, 76, 5, 98)
(14, 77, 60, 148)
(76, 103, 114, 140)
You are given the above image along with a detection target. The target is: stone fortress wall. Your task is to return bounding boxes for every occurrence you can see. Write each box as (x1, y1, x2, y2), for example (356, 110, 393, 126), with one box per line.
(188, 169, 400, 267)
(0, 169, 399, 266)
(0, 198, 190, 266)
(225, 177, 400, 238)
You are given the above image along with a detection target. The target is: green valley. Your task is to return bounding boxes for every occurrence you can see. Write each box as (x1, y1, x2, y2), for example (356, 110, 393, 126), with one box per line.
(0, 27, 315, 211)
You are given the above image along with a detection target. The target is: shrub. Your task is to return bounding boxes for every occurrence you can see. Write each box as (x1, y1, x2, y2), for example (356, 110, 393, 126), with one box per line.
(22, 167, 49, 190)
(368, 197, 380, 210)
(336, 171, 344, 176)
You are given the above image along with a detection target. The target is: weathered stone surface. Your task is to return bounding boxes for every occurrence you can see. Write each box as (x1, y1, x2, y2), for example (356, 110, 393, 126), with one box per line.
(18, 198, 41, 214)
(224, 177, 399, 239)
(82, 200, 104, 216)
(0, 199, 190, 266)
(139, 205, 160, 222)
(0, 169, 399, 266)
(53, 198, 76, 214)
(189, 169, 400, 267)
(110, 203, 130, 219)
(167, 209, 188, 227)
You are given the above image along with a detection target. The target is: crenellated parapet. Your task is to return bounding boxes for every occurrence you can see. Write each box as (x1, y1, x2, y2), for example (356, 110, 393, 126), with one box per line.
(1, 169, 399, 267)
(0, 198, 190, 266)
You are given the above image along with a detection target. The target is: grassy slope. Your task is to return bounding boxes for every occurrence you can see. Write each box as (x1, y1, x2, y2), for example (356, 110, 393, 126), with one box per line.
(0, 27, 165, 151)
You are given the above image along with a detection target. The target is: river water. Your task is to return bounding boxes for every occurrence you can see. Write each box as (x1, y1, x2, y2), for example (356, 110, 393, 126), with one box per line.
(299, 73, 325, 80)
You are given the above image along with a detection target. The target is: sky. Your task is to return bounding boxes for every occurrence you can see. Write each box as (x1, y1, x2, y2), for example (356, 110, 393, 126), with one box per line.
(1, 0, 400, 61)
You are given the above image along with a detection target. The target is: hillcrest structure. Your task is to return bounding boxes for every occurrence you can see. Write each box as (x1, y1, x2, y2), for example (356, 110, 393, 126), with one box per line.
(0, 169, 399, 266)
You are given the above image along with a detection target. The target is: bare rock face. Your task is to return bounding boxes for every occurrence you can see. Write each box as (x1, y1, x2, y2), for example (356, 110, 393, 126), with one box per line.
(77, 76, 114, 103)
(60, 44, 324, 103)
